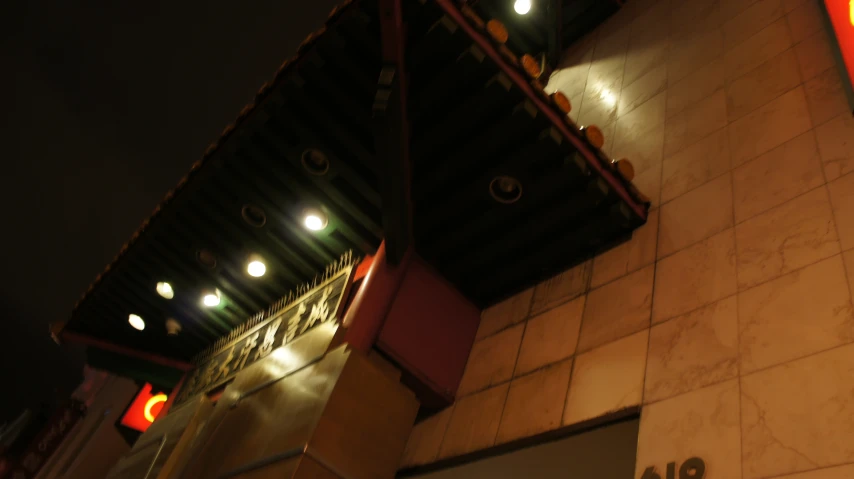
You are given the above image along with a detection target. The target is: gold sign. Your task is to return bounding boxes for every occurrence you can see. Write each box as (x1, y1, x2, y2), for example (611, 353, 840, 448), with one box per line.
(175, 263, 354, 405)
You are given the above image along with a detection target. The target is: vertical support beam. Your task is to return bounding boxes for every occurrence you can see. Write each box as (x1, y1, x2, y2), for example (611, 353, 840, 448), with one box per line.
(374, 0, 413, 265)
(342, 242, 413, 353)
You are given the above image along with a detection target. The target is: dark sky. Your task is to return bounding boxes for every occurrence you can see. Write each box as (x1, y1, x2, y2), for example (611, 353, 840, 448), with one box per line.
(0, 0, 341, 423)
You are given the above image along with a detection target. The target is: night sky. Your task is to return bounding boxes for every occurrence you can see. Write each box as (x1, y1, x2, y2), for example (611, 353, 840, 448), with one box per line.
(0, 0, 341, 423)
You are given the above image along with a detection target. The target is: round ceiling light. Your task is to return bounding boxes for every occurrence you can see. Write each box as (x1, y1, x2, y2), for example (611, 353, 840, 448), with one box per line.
(165, 318, 182, 336)
(196, 249, 217, 269)
(202, 289, 221, 307)
(301, 149, 330, 176)
(489, 176, 523, 204)
(128, 314, 145, 331)
(155, 282, 174, 299)
(241, 204, 267, 228)
(514, 0, 531, 15)
(303, 209, 328, 231)
(247, 259, 266, 277)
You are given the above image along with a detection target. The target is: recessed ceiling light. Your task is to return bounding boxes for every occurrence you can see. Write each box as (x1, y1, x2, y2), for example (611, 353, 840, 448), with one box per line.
(165, 318, 182, 336)
(202, 289, 221, 307)
(155, 282, 174, 299)
(247, 259, 266, 277)
(303, 209, 328, 231)
(514, 0, 531, 15)
(128, 314, 145, 331)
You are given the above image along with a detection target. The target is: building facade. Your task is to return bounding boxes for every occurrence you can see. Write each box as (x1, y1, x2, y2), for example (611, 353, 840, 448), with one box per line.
(49, 0, 854, 478)
(402, 1, 854, 478)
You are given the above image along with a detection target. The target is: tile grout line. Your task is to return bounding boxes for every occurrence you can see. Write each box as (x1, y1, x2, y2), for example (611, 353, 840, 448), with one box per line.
(657, 181, 835, 268)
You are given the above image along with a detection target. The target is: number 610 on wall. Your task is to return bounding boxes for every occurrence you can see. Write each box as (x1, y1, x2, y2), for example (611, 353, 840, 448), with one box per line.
(640, 457, 706, 479)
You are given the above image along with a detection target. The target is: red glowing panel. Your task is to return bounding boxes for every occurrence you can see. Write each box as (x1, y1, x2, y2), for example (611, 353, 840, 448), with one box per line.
(120, 383, 167, 432)
(825, 0, 854, 91)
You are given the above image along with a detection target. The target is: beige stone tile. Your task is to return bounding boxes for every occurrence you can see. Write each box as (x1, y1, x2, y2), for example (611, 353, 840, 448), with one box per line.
(845, 250, 854, 303)
(741, 343, 854, 478)
(545, 63, 590, 99)
(661, 128, 732, 204)
(578, 265, 654, 352)
(577, 75, 622, 128)
(659, 174, 734, 258)
(597, 3, 635, 41)
(568, 91, 583, 124)
(600, 121, 617, 159)
(634, 160, 662, 209)
(590, 27, 630, 79)
(739, 255, 854, 374)
(786, 0, 823, 43)
(457, 324, 524, 396)
(781, 0, 808, 13)
(476, 288, 533, 340)
(530, 260, 591, 315)
(438, 383, 508, 458)
(401, 406, 453, 467)
(724, 17, 792, 82)
(817, 113, 854, 182)
(735, 187, 840, 289)
(804, 67, 850, 127)
(664, 89, 728, 157)
(564, 330, 648, 425)
(772, 465, 854, 479)
(515, 296, 584, 375)
(666, 58, 725, 119)
(721, 0, 761, 20)
(725, 49, 802, 122)
(795, 30, 836, 82)
(612, 123, 664, 178)
(653, 229, 738, 322)
(624, 28, 670, 88)
(591, 209, 659, 288)
(670, 0, 722, 39)
(644, 297, 738, 403)
(733, 131, 824, 223)
(668, 27, 724, 85)
(631, 0, 672, 39)
(635, 380, 741, 479)
(613, 91, 666, 143)
(619, 65, 667, 117)
(497, 359, 572, 443)
(829, 173, 854, 251)
(723, 0, 784, 50)
(728, 86, 812, 167)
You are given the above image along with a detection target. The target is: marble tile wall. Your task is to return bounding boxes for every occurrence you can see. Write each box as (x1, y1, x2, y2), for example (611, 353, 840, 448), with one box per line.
(400, 0, 854, 477)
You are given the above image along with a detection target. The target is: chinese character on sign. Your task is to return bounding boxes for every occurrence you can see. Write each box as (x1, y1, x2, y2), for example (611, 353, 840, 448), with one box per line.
(214, 347, 236, 383)
(284, 303, 307, 344)
(235, 333, 258, 370)
(255, 318, 281, 360)
(301, 286, 332, 333)
(201, 357, 220, 389)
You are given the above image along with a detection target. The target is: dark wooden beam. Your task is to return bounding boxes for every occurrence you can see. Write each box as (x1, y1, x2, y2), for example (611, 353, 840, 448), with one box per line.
(374, 0, 413, 265)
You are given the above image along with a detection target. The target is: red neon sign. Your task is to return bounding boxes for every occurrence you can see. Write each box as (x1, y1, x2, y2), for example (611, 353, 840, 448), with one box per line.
(825, 0, 854, 92)
(119, 383, 167, 433)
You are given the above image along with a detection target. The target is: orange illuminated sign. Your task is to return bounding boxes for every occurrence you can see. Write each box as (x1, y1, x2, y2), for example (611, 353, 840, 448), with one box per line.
(825, 0, 854, 96)
(119, 383, 167, 433)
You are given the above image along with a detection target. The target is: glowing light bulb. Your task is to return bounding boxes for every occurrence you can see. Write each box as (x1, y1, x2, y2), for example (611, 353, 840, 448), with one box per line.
(514, 0, 531, 15)
(128, 314, 145, 331)
(247, 260, 266, 277)
(155, 282, 174, 299)
(202, 290, 221, 307)
(303, 209, 328, 231)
